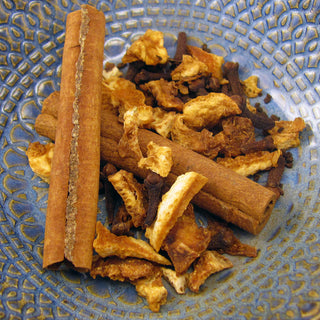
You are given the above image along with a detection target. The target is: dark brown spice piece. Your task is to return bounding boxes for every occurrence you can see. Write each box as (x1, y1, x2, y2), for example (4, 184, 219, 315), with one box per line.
(134, 69, 171, 84)
(117, 62, 127, 69)
(264, 93, 272, 104)
(283, 151, 294, 168)
(206, 76, 220, 92)
(223, 62, 245, 97)
(221, 84, 230, 96)
(241, 135, 276, 154)
(111, 203, 134, 236)
(125, 61, 145, 82)
(102, 163, 118, 225)
(271, 114, 280, 121)
(224, 61, 275, 131)
(195, 88, 209, 96)
(232, 94, 275, 131)
(207, 219, 257, 257)
(105, 62, 116, 72)
(173, 32, 188, 64)
(188, 77, 206, 93)
(144, 171, 164, 227)
(201, 43, 211, 53)
(255, 104, 270, 119)
(265, 154, 286, 199)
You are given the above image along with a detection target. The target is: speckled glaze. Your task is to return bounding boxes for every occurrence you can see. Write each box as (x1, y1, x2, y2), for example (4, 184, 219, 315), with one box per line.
(0, 1, 319, 319)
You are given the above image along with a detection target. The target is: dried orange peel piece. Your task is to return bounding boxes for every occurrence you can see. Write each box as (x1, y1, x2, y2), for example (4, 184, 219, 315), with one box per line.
(145, 171, 208, 252)
(182, 92, 241, 129)
(138, 141, 173, 177)
(122, 29, 168, 66)
(217, 150, 282, 176)
(108, 169, 146, 227)
(93, 221, 171, 266)
(26, 142, 54, 182)
(187, 45, 225, 82)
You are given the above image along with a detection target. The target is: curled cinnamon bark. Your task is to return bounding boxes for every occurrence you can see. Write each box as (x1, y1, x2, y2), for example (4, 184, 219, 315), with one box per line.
(42, 5, 105, 272)
(36, 110, 277, 235)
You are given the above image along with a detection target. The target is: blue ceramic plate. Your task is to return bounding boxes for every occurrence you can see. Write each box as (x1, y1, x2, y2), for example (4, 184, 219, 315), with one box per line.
(1, 1, 319, 319)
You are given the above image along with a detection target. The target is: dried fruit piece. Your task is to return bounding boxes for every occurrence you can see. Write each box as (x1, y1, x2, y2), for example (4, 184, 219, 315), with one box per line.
(90, 256, 158, 282)
(161, 268, 188, 294)
(182, 92, 241, 129)
(147, 107, 177, 138)
(108, 169, 146, 227)
(217, 150, 282, 176)
(242, 75, 262, 98)
(187, 45, 225, 82)
(122, 29, 169, 66)
(132, 269, 167, 312)
(93, 221, 171, 265)
(138, 141, 173, 177)
(268, 118, 306, 150)
(26, 142, 54, 182)
(118, 108, 143, 160)
(171, 115, 225, 159)
(162, 204, 211, 274)
(171, 54, 209, 82)
(145, 172, 208, 252)
(188, 250, 233, 293)
(144, 79, 184, 112)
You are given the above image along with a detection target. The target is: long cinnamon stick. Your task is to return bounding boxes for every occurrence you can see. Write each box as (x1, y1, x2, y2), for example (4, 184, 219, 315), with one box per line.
(42, 5, 105, 272)
(36, 107, 276, 235)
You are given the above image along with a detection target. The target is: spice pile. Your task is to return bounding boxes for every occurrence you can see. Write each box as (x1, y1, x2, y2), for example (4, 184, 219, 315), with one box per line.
(28, 29, 305, 312)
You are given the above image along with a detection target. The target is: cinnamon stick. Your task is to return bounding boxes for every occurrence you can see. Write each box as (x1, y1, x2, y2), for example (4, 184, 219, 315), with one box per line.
(36, 107, 276, 235)
(42, 5, 105, 272)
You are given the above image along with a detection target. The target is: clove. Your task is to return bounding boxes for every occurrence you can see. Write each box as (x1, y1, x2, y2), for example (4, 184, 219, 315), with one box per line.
(143, 171, 164, 227)
(224, 61, 275, 131)
(265, 154, 286, 199)
(231, 94, 275, 131)
(241, 135, 276, 154)
(172, 32, 188, 66)
(134, 69, 171, 84)
(223, 61, 245, 97)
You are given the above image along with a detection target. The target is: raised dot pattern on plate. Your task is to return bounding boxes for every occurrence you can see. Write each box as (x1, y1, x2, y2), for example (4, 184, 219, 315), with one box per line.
(0, 0, 319, 319)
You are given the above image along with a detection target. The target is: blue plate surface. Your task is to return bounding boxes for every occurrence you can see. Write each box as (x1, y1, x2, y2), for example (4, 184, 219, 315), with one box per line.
(0, 1, 320, 319)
